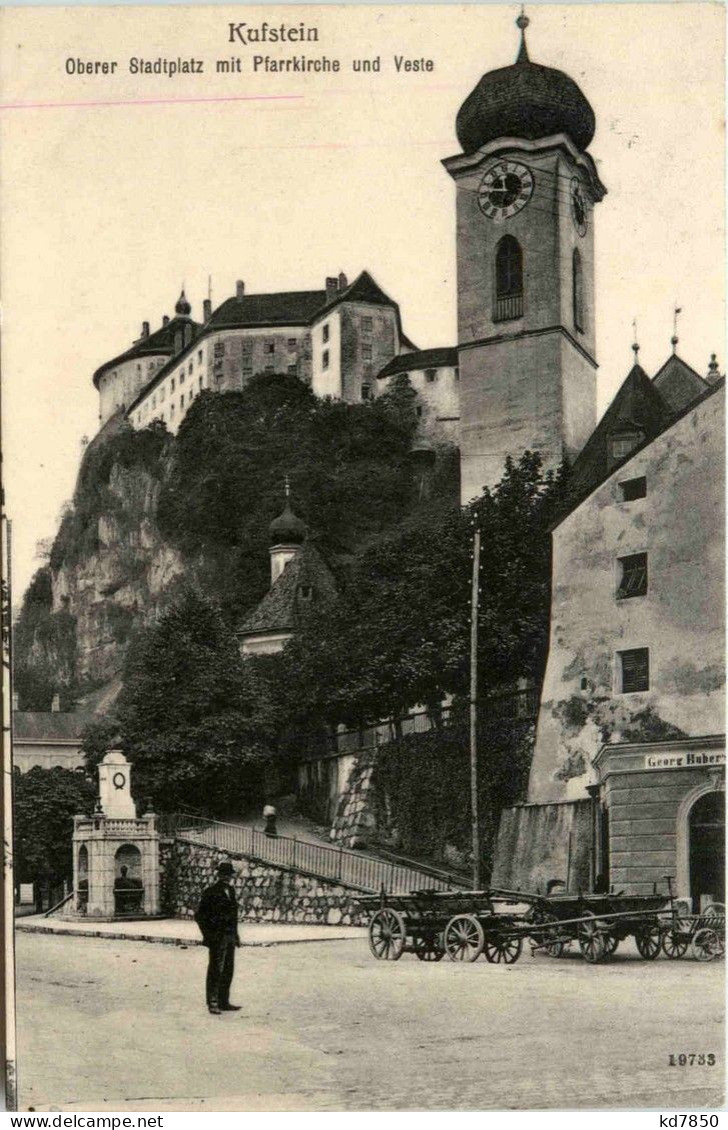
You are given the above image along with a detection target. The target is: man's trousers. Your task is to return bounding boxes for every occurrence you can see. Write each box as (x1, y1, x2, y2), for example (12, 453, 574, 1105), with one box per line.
(206, 935, 235, 1007)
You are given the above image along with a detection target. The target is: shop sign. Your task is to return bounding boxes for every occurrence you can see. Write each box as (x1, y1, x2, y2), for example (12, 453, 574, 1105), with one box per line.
(644, 750, 725, 770)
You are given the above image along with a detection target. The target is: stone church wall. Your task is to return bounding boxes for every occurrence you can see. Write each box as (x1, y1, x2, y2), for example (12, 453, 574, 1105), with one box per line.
(160, 838, 368, 926)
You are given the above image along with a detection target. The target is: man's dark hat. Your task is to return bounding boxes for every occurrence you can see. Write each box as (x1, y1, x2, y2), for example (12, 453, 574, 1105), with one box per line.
(217, 861, 235, 876)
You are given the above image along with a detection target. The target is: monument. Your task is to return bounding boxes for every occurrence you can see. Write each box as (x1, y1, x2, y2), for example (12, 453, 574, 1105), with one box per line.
(72, 750, 161, 918)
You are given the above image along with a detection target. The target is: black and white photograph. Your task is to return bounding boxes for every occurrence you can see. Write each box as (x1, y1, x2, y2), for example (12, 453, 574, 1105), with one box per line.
(1, 1, 724, 1114)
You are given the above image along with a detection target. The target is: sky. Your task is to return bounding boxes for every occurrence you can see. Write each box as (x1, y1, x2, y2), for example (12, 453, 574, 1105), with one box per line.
(1, 2, 724, 603)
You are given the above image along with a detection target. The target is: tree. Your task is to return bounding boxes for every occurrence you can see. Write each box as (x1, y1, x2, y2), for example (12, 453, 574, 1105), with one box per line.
(278, 452, 569, 729)
(13, 766, 96, 888)
(84, 588, 282, 815)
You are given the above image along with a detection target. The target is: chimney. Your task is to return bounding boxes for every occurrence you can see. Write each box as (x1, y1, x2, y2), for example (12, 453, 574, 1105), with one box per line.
(325, 276, 338, 302)
(51, 693, 61, 713)
(236, 280, 245, 301)
(706, 354, 723, 386)
(162, 315, 170, 327)
(338, 272, 348, 291)
(141, 321, 150, 339)
(12, 692, 18, 711)
(203, 298, 212, 322)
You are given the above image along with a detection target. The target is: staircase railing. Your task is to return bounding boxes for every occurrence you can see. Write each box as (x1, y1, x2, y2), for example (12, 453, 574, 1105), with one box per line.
(160, 813, 457, 894)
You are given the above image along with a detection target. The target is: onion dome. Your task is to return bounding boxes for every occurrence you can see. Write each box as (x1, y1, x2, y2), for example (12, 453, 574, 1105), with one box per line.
(175, 289, 191, 317)
(269, 479, 307, 546)
(456, 13, 595, 156)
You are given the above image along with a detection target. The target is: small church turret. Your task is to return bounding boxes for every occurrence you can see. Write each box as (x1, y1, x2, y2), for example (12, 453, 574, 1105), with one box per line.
(443, 11, 607, 501)
(268, 476, 307, 585)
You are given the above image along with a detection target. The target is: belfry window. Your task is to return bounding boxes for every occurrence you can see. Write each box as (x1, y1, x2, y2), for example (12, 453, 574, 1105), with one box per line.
(494, 236, 523, 322)
(573, 248, 585, 332)
(609, 428, 644, 467)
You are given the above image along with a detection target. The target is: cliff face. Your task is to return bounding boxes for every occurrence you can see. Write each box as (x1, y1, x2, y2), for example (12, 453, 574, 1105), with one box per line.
(52, 459, 186, 688)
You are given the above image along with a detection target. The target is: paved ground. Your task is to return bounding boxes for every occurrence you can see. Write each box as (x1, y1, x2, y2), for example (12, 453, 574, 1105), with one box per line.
(15, 931, 724, 1113)
(16, 915, 364, 946)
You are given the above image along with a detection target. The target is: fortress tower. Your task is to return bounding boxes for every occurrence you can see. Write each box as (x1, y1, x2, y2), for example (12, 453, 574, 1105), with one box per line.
(443, 14, 607, 501)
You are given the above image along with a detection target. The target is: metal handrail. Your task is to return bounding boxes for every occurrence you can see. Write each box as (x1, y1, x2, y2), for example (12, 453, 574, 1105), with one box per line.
(166, 813, 452, 894)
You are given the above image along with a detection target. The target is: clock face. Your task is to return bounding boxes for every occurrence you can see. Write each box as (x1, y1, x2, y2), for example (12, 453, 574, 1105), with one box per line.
(570, 177, 588, 237)
(478, 161, 534, 221)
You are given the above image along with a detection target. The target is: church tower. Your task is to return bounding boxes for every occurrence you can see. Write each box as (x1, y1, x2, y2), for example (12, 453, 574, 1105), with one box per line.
(443, 14, 607, 501)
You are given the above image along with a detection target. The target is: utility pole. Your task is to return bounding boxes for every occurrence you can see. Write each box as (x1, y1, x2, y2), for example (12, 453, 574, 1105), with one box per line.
(469, 524, 481, 890)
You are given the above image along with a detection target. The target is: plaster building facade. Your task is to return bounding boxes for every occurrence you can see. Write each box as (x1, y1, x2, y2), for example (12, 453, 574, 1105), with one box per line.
(376, 347, 460, 444)
(12, 702, 91, 772)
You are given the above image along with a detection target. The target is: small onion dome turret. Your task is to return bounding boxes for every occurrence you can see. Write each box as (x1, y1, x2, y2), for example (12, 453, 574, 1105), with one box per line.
(175, 289, 192, 317)
(456, 13, 595, 156)
(269, 499, 307, 547)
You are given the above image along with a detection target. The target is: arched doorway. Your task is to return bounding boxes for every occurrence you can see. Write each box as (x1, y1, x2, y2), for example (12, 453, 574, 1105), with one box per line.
(689, 791, 725, 911)
(114, 843, 143, 915)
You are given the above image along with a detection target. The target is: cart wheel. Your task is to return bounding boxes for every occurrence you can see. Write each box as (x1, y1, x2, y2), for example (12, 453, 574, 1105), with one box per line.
(603, 932, 619, 956)
(414, 934, 445, 962)
(635, 923, 662, 960)
(483, 935, 523, 964)
(691, 927, 721, 962)
(529, 909, 567, 958)
(661, 929, 689, 959)
(577, 912, 605, 964)
(444, 914, 485, 962)
(368, 908, 406, 961)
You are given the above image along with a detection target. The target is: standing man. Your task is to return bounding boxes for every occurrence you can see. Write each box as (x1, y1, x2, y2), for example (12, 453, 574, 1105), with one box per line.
(194, 860, 241, 1015)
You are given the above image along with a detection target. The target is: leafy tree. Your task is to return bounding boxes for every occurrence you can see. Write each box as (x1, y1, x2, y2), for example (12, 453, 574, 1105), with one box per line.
(84, 588, 282, 815)
(278, 452, 568, 729)
(13, 765, 96, 886)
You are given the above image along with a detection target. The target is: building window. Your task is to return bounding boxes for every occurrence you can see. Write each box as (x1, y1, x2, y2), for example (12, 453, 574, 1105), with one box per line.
(188, 362, 193, 375)
(199, 376, 203, 390)
(180, 394, 185, 408)
(617, 552, 648, 599)
(322, 324, 330, 343)
(288, 363, 297, 375)
(288, 338, 297, 351)
(609, 429, 643, 466)
(416, 405, 423, 418)
(265, 341, 275, 354)
(619, 647, 649, 693)
(454, 369, 460, 381)
(170, 404, 175, 417)
(152, 395, 156, 408)
(214, 342, 225, 358)
(362, 316, 373, 333)
(494, 235, 523, 322)
(198, 350, 203, 364)
(171, 377, 176, 391)
(362, 344, 372, 361)
(619, 476, 647, 502)
(573, 248, 585, 333)
(362, 383, 371, 400)
(425, 368, 436, 383)
(160, 387, 165, 401)
(136, 363, 141, 374)
(323, 350, 329, 369)
(180, 371, 185, 384)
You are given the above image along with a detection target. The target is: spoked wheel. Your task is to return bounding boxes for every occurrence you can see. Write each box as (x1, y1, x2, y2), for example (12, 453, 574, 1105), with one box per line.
(529, 909, 567, 958)
(578, 911, 606, 964)
(692, 927, 722, 962)
(413, 933, 445, 962)
(444, 914, 485, 962)
(662, 929, 689, 959)
(635, 923, 662, 960)
(368, 908, 406, 961)
(603, 932, 619, 957)
(483, 935, 523, 964)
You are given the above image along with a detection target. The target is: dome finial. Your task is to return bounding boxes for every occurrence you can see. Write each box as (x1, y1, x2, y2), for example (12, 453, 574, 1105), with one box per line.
(269, 477, 307, 547)
(516, 7, 530, 63)
(632, 317, 640, 363)
(175, 287, 191, 317)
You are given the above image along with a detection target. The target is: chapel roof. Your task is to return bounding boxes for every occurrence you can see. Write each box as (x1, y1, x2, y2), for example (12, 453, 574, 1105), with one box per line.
(237, 543, 338, 639)
(377, 346, 458, 380)
(652, 353, 710, 414)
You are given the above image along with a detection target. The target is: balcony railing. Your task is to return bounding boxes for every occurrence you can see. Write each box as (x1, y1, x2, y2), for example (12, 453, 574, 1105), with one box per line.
(493, 293, 523, 323)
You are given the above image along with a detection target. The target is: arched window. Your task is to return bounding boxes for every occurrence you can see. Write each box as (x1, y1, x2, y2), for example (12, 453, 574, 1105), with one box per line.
(494, 236, 523, 322)
(573, 248, 585, 333)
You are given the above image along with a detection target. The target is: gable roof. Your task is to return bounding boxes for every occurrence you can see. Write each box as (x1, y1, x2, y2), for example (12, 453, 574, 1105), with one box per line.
(563, 363, 674, 513)
(207, 289, 327, 332)
(13, 711, 93, 743)
(93, 315, 201, 388)
(653, 353, 709, 413)
(316, 270, 398, 319)
(377, 346, 458, 380)
(237, 543, 337, 639)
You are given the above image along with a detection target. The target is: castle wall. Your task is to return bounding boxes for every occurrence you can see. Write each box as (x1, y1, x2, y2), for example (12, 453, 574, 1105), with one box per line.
(311, 309, 342, 399)
(529, 385, 725, 805)
(377, 362, 460, 444)
(99, 354, 167, 425)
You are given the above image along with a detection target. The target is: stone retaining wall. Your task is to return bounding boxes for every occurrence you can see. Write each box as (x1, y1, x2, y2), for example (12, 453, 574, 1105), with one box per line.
(330, 747, 378, 848)
(161, 838, 369, 926)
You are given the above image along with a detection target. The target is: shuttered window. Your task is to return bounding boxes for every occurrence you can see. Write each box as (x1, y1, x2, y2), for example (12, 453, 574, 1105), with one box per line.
(617, 553, 648, 599)
(619, 648, 649, 693)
